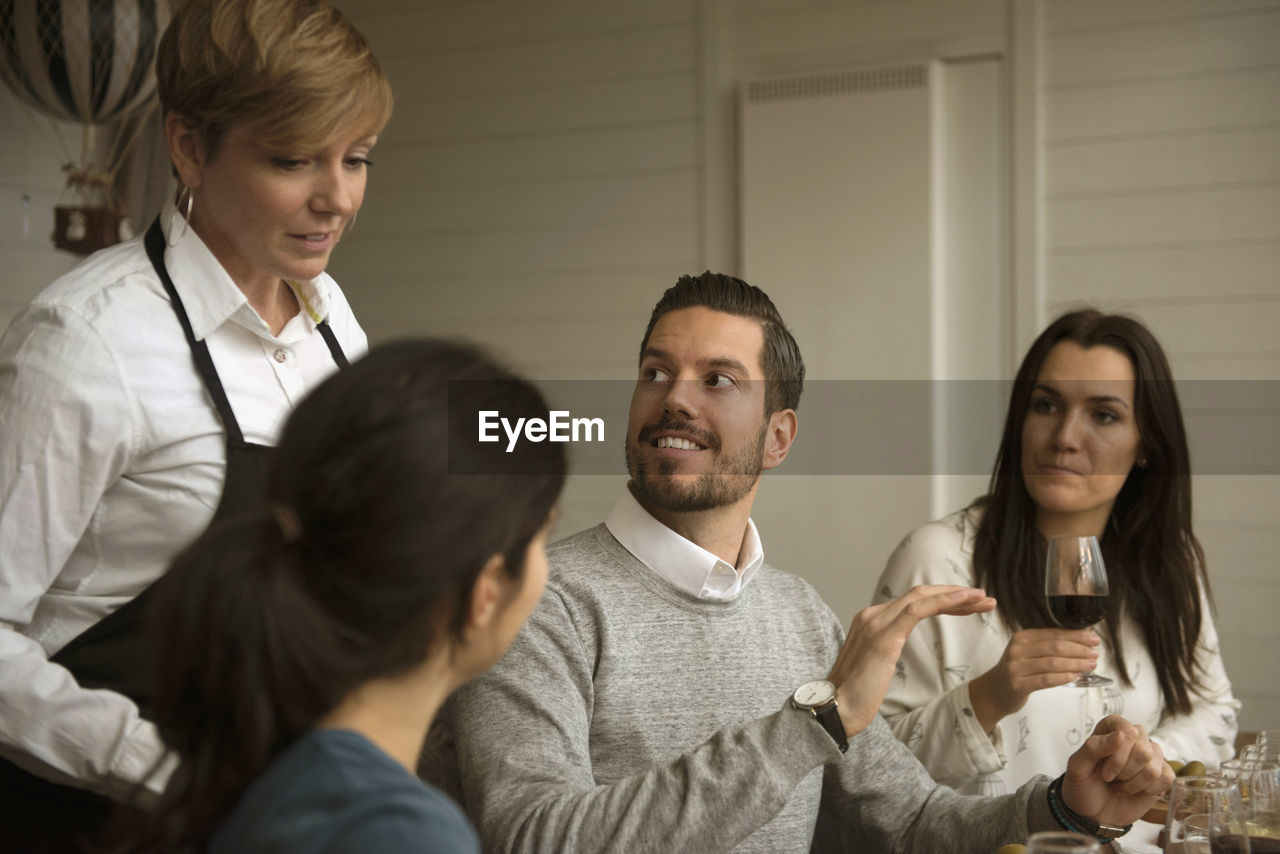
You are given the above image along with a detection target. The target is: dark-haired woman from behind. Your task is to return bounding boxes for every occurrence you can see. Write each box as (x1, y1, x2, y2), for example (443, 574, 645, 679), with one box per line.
(874, 309, 1238, 796)
(130, 339, 566, 853)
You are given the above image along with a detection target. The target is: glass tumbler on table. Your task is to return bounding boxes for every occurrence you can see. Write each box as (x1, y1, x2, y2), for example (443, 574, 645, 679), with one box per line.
(1218, 759, 1280, 853)
(1180, 812, 1213, 854)
(1025, 831, 1101, 853)
(1163, 776, 1249, 854)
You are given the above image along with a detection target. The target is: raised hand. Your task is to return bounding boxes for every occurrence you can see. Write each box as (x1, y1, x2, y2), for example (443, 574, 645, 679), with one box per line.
(828, 585, 996, 737)
(968, 628, 1100, 732)
(1061, 715, 1173, 828)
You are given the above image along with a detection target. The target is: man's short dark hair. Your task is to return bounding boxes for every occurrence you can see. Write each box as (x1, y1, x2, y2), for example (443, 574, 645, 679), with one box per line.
(638, 272, 804, 414)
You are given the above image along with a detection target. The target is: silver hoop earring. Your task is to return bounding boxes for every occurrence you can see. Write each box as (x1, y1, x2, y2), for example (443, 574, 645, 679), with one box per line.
(169, 185, 194, 247)
(345, 210, 357, 236)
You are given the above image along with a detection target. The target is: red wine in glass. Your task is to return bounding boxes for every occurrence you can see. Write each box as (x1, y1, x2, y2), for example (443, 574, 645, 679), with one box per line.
(1044, 535, 1112, 688)
(1213, 834, 1280, 853)
(1048, 595, 1107, 630)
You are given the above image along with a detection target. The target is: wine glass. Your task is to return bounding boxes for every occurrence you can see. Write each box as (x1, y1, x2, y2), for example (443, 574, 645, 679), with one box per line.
(1044, 535, 1111, 687)
(1164, 775, 1250, 854)
(1253, 731, 1280, 763)
(1218, 759, 1280, 852)
(1025, 831, 1101, 853)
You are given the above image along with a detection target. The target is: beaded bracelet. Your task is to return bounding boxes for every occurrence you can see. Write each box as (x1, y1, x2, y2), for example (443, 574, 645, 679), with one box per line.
(1046, 774, 1132, 844)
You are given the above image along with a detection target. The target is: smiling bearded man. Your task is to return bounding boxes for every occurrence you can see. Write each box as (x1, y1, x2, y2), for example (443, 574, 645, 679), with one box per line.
(625, 401, 768, 514)
(425, 272, 1173, 854)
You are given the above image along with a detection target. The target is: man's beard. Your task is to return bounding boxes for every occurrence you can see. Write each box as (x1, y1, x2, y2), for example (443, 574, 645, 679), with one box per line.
(625, 418, 766, 513)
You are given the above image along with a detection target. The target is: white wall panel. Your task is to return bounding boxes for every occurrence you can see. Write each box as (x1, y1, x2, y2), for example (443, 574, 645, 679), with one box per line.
(1047, 187, 1280, 250)
(1046, 242, 1280, 302)
(341, 266, 680, 327)
(1042, 300, 1280, 359)
(389, 73, 698, 143)
(378, 24, 695, 96)
(333, 215, 697, 281)
(1045, 69, 1280, 143)
(742, 76, 933, 380)
(1221, 638, 1280, 695)
(362, 171, 697, 233)
(1171, 356, 1280, 381)
(1214, 577, 1280, 629)
(337, 1, 704, 547)
(739, 58, 1007, 618)
(354, 0, 692, 55)
(334, 0, 704, 569)
(739, 67, 936, 621)
(370, 122, 697, 188)
(1195, 476, 1280, 526)
(727, 0, 1003, 62)
(1045, 7, 1280, 86)
(1046, 0, 1280, 32)
(1201, 526, 1280, 582)
(1047, 128, 1280, 195)
(363, 312, 640, 370)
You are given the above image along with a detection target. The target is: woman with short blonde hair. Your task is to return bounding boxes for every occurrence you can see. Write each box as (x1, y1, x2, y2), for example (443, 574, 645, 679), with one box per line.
(0, 1, 392, 848)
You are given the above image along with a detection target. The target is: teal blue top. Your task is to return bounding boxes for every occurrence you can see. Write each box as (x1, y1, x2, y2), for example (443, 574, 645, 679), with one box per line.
(211, 728, 478, 854)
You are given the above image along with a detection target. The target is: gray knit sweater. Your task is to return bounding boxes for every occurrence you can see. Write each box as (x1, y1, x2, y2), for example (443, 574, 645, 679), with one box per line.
(426, 525, 1059, 852)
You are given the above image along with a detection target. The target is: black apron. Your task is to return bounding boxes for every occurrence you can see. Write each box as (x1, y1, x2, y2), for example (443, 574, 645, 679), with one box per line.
(0, 218, 349, 852)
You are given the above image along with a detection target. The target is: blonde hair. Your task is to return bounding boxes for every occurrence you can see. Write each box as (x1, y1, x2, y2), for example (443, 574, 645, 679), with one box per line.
(157, 0, 393, 156)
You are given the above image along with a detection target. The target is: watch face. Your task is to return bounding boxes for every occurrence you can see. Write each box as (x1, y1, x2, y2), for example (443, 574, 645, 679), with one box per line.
(794, 680, 836, 707)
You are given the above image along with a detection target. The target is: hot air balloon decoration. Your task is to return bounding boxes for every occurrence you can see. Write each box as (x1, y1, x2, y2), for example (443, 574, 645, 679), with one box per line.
(0, 0, 172, 254)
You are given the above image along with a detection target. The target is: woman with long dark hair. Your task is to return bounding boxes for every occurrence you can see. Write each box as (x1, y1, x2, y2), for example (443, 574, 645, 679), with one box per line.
(874, 309, 1238, 795)
(130, 339, 566, 852)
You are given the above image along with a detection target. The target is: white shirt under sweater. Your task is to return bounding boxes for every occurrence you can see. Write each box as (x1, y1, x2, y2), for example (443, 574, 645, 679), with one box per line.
(0, 202, 367, 797)
(429, 501, 1070, 854)
(876, 507, 1240, 796)
(604, 488, 763, 600)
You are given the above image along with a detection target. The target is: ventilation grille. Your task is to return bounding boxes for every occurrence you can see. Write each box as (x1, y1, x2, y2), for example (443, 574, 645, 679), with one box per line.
(745, 64, 927, 103)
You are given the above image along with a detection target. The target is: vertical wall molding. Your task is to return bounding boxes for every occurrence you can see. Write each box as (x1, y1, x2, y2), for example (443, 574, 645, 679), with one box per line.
(1010, 0, 1045, 369)
(696, 0, 735, 274)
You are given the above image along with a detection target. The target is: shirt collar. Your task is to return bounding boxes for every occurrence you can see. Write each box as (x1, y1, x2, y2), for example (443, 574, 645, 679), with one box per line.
(604, 487, 764, 601)
(158, 196, 333, 342)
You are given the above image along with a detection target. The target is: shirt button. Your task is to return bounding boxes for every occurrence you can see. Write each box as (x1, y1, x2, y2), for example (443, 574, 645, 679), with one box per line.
(273, 349, 289, 363)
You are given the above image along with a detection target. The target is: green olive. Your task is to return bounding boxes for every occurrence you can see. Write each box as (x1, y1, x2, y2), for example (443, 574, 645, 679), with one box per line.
(1180, 760, 1207, 778)
(1168, 760, 1184, 775)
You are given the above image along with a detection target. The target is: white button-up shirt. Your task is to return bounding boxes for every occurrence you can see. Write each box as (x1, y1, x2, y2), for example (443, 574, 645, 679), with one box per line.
(0, 203, 367, 797)
(605, 488, 764, 600)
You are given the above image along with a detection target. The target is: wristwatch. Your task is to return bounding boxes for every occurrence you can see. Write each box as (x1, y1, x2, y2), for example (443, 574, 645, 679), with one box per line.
(791, 680, 848, 754)
(1047, 773, 1132, 842)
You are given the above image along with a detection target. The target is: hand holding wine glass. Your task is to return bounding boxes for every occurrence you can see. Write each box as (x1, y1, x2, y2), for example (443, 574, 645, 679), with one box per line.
(968, 627, 1100, 733)
(1044, 535, 1111, 688)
